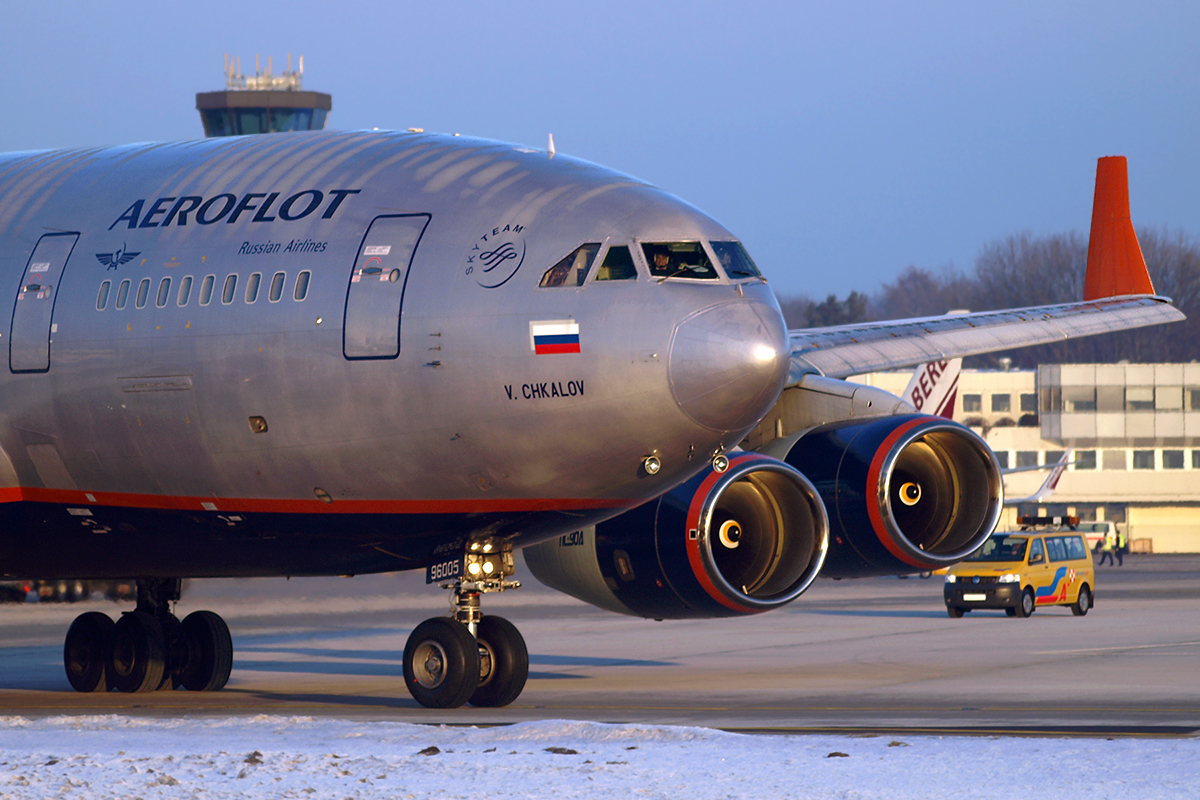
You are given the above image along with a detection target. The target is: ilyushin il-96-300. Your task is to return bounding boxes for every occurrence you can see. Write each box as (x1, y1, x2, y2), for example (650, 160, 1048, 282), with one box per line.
(0, 131, 1181, 707)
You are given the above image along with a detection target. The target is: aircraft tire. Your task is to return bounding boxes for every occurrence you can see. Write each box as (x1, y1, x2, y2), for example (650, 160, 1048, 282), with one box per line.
(404, 617, 479, 709)
(109, 611, 166, 693)
(64, 612, 115, 692)
(178, 611, 234, 691)
(470, 616, 529, 708)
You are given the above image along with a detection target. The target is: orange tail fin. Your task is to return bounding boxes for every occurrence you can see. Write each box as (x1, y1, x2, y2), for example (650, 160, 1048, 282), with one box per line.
(1083, 156, 1154, 300)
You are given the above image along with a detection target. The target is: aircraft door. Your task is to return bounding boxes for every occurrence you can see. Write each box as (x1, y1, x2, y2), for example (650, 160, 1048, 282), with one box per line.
(10, 232, 79, 373)
(344, 214, 431, 359)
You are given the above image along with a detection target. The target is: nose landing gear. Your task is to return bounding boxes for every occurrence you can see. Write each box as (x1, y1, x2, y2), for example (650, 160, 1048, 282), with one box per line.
(62, 578, 232, 694)
(404, 544, 529, 709)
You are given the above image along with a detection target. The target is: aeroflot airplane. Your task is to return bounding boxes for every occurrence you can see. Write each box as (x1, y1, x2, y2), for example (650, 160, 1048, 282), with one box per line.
(0, 132, 1182, 708)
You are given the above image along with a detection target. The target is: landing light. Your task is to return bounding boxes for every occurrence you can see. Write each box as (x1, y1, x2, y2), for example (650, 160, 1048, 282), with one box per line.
(752, 345, 776, 363)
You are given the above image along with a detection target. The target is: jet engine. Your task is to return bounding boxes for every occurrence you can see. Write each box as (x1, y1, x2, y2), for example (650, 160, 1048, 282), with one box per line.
(764, 414, 1002, 577)
(523, 453, 828, 619)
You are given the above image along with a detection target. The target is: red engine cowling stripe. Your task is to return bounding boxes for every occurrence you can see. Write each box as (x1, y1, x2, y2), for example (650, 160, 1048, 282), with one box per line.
(864, 417, 938, 570)
(683, 453, 765, 614)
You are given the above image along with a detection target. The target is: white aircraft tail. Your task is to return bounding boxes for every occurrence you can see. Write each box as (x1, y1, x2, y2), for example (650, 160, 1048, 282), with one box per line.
(1005, 448, 1073, 505)
(903, 357, 961, 419)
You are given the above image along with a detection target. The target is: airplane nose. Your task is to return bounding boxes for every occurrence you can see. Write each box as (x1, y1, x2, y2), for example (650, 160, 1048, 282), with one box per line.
(667, 298, 790, 433)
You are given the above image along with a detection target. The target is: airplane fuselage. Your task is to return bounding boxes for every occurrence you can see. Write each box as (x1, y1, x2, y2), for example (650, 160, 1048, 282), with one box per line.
(0, 131, 789, 579)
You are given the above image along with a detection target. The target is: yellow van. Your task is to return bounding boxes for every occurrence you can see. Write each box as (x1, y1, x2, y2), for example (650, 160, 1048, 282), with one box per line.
(944, 531, 1094, 618)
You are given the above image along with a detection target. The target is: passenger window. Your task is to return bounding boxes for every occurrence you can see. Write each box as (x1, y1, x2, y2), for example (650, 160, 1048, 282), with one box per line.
(1027, 539, 1045, 565)
(156, 277, 171, 308)
(116, 279, 131, 310)
(540, 243, 599, 287)
(642, 241, 718, 280)
(269, 271, 286, 302)
(221, 274, 237, 304)
(294, 270, 311, 301)
(594, 245, 637, 281)
(1067, 536, 1087, 560)
(135, 278, 150, 309)
(1046, 537, 1066, 562)
(199, 275, 215, 306)
(246, 272, 261, 303)
(709, 241, 762, 279)
(177, 276, 193, 306)
(96, 280, 111, 310)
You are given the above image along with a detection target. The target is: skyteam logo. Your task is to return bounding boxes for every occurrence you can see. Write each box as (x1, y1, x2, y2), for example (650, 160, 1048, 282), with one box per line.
(465, 223, 526, 288)
(95, 244, 140, 270)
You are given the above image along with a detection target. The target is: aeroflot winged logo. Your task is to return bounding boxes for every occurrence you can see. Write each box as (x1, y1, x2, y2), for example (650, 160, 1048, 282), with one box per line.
(95, 243, 140, 270)
(109, 189, 360, 230)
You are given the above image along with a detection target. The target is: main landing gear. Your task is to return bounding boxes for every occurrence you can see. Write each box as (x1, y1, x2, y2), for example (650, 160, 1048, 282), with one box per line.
(63, 578, 232, 693)
(404, 543, 530, 709)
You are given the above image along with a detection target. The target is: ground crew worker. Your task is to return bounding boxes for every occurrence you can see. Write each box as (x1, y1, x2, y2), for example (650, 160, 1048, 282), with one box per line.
(1115, 528, 1127, 566)
(1098, 528, 1116, 566)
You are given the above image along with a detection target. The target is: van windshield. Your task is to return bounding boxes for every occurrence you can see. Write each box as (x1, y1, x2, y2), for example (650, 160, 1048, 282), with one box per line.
(967, 535, 1027, 562)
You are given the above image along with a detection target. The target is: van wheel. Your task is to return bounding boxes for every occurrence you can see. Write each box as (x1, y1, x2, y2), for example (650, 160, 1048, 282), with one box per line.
(946, 606, 964, 618)
(1015, 587, 1035, 618)
(1071, 584, 1091, 617)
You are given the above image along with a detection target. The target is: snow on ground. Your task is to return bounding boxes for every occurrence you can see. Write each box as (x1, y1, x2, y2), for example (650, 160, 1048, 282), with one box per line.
(0, 715, 1195, 799)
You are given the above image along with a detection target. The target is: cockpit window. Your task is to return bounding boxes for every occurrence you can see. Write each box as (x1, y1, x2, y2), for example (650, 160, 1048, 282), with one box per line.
(540, 243, 600, 288)
(710, 241, 762, 279)
(594, 245, 638, 281)
(642, 242, 718, 280)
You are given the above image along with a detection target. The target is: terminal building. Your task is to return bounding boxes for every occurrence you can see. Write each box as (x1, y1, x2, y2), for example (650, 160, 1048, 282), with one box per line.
(853, 364, 1200, 553)
(195, 54, 331, 137)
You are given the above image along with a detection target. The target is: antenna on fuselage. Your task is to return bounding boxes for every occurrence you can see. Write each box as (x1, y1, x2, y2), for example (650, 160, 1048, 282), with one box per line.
(548, 133, 556, 159)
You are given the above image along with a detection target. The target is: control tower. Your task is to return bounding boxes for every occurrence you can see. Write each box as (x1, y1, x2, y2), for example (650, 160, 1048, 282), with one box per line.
(196, 54, 332, 137)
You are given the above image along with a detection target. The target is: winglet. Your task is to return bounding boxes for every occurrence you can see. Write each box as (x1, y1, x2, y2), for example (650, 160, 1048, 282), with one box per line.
(1083, 156, 1154, 300)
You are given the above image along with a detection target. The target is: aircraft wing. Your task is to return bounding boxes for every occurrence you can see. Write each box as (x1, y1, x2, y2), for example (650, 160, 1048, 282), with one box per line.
(787, 294, 1183, 380)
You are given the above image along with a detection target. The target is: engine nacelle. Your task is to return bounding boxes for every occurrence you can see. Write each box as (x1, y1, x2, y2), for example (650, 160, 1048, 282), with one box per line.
(763, 414, 1002, 577)
(523, 453, 828, 619)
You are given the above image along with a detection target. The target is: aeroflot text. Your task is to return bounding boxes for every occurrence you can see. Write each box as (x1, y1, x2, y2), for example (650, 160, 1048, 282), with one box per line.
(109, 189, 360, 230)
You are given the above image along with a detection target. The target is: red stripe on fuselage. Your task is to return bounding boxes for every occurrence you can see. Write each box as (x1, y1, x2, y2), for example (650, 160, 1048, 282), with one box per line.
(0, 486, 632, 515)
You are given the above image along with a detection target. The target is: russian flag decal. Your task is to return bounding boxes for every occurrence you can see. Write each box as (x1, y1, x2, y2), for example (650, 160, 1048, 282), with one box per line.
(530, 320, 580, 354)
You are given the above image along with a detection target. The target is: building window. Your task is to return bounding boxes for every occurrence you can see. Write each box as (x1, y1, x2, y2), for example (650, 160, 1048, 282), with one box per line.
(1189, 389, 1200, 411)
(1044, 450, 1065, 467)
(1193, 450, 1200, 469)
(1096, 386, 1124, 412)
(1163, 450, 1184, 469)
(1063, 386, 1096, 412)
(1102, 450, 1127, 470)
(1020, 393, 1037, 412)
(963, 394, 982, 413)
(1075, 450, 1097, 470)
(1132, 450, 1155, 470)
(1156, 387, 1183, 410)
(1017, 451, 1038, 468)
(1126, 387, 1155, 412)
(993, 451, 1009, 469)
(991, 394, 1011, 412)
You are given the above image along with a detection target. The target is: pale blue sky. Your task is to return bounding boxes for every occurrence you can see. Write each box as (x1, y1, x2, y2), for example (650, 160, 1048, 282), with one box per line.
(2, 1, 1197, 300)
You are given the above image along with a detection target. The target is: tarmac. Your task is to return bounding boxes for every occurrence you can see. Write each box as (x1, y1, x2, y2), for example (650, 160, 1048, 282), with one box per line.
(1, 553, 1197, 736)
